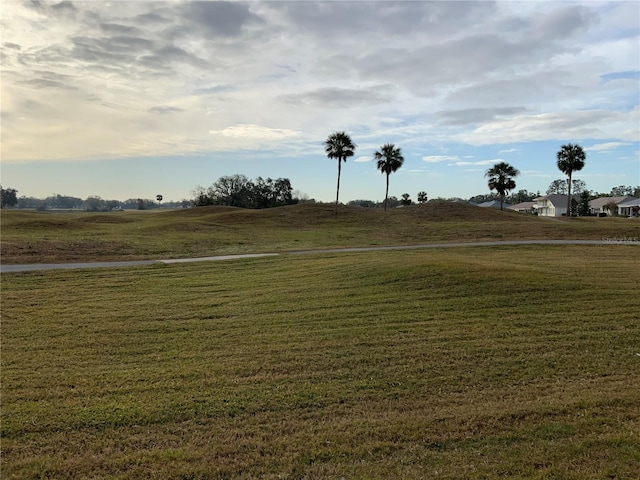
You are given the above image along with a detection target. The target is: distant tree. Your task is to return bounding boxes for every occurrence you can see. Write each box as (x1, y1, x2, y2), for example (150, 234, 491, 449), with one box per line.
(610, 185, 640, 197)
(192, 175, 297, 209)
(556, 143, 586, 217)
(484, 162, 520, 211)
(324, 131, 356, 215)
(571, 179, 587, 196)
(347, 199, 377, 208)
(577, 191, 591, 216)
(249, 177, 295, 208)
(271, 178, 294, 206)
(381, 196, 401, 209)
(85, 196, 107, 212)
(469, 194, 499, 204)
(1, 186, 18, 208)
(604, 200, 618, 216)
(546, 178, 586, 197)
(17, 196, 42, 209)
(136, 198, 147, 210)
(546, 179, 568, 195)
(374, 143, 404, 211)
(42, 194, 83, 209)
(509, 189, 536, 204)
(210, 174, 252, 207)
(191, 186, 215, 207)
(105, 200, 121, 211)
(292, 190, 312, 204)
(417, 191, 428, 203)
(400, 193, 412, 206)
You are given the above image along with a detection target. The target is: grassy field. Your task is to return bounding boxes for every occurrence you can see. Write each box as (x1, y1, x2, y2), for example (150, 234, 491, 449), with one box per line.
(2, 202, 639, 264)
(2, 244, 639, 479)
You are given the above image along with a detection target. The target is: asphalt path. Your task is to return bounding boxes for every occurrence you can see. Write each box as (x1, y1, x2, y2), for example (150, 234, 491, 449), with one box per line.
(1, 239, 638, 274)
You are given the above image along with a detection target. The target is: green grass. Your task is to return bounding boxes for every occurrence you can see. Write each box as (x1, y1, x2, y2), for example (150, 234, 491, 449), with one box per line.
(2, 202, 639, 263)
(2, 246, 639, 478)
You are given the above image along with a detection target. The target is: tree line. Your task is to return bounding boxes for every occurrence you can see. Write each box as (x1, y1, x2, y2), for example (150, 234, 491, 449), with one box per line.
(0, 190, 190, 211)
(191, 175, 298, 208)
(2, 137, 638, 211)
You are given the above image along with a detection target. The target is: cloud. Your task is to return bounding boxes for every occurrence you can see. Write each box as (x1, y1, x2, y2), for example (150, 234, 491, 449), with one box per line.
(452, 159, 504, 167)
(355, 156, 371, 163)
(584, 142, 630, 151)
(210, 124, 299, 140)
(458, 108, 640, 145)
(281, 85, 396, 108)
(437, 107, 529, 126)
(179, 1, 264, 38)
(0, 0, 638, 175)
(422, 155, 460, 163)
(148, 106, 184, 115)
(498, 148, 518, 154)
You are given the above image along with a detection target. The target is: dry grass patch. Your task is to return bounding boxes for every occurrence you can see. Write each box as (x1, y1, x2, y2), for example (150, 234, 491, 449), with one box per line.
(2, 245, 639, 478)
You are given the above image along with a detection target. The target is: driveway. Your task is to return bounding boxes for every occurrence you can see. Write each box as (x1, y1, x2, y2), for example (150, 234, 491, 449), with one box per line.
(1, 239, 637, 273)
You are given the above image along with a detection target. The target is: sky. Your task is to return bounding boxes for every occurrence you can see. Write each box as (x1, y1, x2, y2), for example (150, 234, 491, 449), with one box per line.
(1, 0, 639, 203)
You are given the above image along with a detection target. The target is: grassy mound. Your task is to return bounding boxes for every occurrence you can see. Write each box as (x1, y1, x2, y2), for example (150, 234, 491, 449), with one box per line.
(1, 202, 638, 263)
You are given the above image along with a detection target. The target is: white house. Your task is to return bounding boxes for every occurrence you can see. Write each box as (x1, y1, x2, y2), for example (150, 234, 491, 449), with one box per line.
(533, 195, 571, 217)
(588, 196, 633, 216)
(617, 197, 640, 217)
(508, 201, 536, 214)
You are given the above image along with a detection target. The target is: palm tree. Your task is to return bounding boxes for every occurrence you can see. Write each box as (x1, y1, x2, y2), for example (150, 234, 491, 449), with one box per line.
(556, 144, 586, 217)
(485, 161, 520, 211)
(374, 143, 404, 211)
(324, 132, 356, 214)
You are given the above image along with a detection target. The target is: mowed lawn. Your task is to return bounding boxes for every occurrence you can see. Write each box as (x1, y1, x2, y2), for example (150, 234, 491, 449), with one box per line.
(2, 245, 639, 479)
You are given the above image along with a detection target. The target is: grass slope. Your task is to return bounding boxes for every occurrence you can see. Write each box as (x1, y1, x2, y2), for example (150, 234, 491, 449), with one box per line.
(2, 202, 639, 263)
(2, 246, 639, 478)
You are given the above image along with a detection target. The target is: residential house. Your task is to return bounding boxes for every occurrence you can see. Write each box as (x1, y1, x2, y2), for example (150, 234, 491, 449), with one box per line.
(588, 196, 633, 216)
(477, 200, 511, 209)
(533, 194, 574, 217)
(508, 201, 536, 214)
(617, 197, 640, 217)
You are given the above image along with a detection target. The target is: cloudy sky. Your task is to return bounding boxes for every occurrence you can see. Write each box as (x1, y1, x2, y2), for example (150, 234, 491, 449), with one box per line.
(1, 0, 639, 203)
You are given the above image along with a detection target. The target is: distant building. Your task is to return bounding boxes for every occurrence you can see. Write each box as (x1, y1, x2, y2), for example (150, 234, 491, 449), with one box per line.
(477, 200, 511, 209)
(533, 194, 572, 217)
(508, 201, 536, 214)
(616, 197, 640, 217)
(588, 196, 633, 216)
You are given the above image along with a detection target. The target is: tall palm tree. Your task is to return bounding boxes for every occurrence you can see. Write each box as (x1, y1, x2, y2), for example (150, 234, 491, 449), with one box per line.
(324, 132, 356, 214)
(485, 161, 520, 211)
(556, 143, 586, 217)
(374, 143, 404, 211)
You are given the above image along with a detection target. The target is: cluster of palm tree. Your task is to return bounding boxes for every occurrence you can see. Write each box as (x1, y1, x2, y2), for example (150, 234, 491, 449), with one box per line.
(485, 143, 586, 212)
(325, 131, 586, 215)
(324, 132, 404, 214)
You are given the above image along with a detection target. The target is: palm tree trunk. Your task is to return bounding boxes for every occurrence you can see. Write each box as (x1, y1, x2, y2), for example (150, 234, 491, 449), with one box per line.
(500, 194, 504, 211)
(335, 158, 341, 215)
(566, 173, 572, 218)
(384, 173, 390, 211)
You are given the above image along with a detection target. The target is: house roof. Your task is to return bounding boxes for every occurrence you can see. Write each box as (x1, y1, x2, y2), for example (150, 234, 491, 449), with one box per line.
(617, 197, 640, 207)
(535, 194, 571, 207)
(478, 200, 511, 208)
(589, 196, 633, 208)
(508, 201, 535, 210)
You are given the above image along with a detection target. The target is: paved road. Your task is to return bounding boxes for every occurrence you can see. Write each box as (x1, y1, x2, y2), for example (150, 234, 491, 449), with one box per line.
(1, 239, 637, 273)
